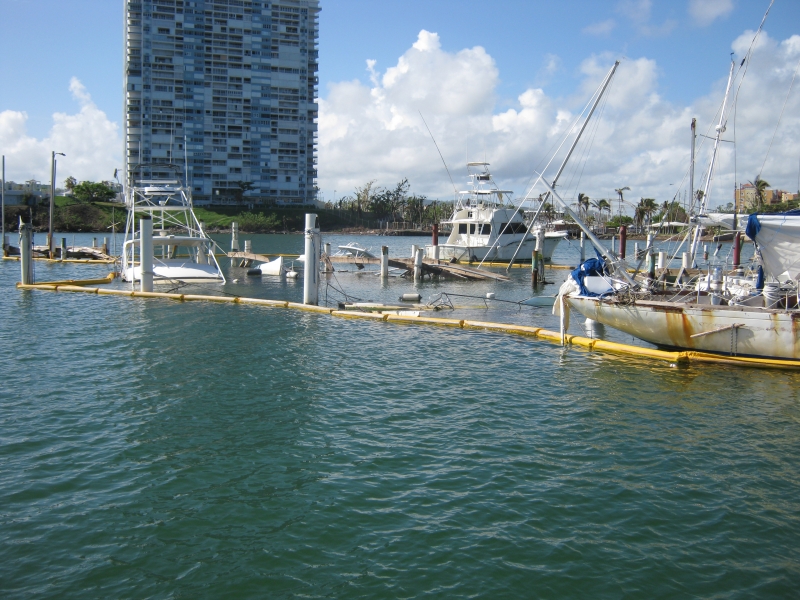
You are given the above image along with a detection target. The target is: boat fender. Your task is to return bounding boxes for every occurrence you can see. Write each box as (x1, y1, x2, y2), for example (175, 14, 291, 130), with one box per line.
(246, 268, 262, 277)
(400, 293, 422, 302)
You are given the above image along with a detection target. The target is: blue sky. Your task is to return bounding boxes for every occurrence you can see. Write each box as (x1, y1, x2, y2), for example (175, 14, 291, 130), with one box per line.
(1, 0, 799, 210)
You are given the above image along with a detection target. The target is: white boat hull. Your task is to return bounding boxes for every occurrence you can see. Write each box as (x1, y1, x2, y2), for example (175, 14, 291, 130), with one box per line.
(567, 296, 800, 360)
(425, 233, 565, 263)
(257, 256, 284, 276)
(123, 260, 225, 284)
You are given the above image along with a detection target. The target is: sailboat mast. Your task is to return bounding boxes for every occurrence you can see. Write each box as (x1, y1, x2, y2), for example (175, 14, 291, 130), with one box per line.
(689, 118, 696, 218)
(691, 60, 735, 260)
(499, 60, 620, 270)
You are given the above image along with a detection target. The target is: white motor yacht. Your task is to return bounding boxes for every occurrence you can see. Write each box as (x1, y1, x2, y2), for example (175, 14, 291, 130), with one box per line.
(425, 162, 567, 263)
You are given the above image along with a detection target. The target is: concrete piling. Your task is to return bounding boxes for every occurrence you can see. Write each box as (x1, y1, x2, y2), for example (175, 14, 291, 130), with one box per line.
(231, 221, 240, 251)
(140, 216, 153, 292)
(381, 245, 389, 279)
(19, 220, 33, 285)
(303, 213, 319, 305)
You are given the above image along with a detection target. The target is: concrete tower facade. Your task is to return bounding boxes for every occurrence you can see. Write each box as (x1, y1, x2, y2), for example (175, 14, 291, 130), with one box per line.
(124, 0, 319, 205)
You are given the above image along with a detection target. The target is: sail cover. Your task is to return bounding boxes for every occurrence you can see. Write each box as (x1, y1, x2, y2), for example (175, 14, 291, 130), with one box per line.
(746, 213, 800, 281)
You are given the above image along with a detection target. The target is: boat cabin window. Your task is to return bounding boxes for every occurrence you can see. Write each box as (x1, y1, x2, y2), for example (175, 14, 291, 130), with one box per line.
(480, 224, 491, 235)
(459, 223, 467, 234)
(469, 224, 476, 234)
(499, 222, 528, 235)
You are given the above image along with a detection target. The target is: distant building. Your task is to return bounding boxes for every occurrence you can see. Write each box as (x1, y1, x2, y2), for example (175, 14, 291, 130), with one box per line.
(123, 0, 320, 206)
(734, 182, 788, 211)
(1, 180, 49, 206)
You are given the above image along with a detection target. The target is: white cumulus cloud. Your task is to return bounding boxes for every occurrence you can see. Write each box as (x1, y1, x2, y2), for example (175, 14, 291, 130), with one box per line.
(317, 28, 800, 213)
(0, 78, 121, 186)
(689, 0, 734, 27)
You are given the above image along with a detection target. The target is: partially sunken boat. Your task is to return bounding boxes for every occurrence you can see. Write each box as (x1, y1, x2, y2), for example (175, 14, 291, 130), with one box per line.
(122, 174, 225, 285)
(547, 53, 800, 362)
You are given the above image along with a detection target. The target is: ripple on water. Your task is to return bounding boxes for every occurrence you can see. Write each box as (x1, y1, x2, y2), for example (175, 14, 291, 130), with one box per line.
(1, 260, 800, 597)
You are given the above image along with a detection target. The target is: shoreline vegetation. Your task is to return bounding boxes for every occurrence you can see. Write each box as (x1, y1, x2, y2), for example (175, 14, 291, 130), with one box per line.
(1, 196, 761, 241)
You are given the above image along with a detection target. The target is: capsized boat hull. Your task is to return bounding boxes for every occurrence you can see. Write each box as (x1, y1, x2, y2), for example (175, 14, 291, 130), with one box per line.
(567, 296, 800, 360)
(426, 233, 566, 263)
(257, 256, 284, 276)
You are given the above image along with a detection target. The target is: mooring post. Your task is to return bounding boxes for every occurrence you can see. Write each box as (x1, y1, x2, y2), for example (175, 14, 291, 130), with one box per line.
(244, 239, 252, 254)
(324, 242, 331, 257)
(733, 231, 741, 271)
(682, 252, 691, 270)
(381, 245, 389, 279)
(432, 223, 439, 262)
(413, 247, 423, 281)
(140, 215, 153, 292)
(619, 226, 627, 259)
(634, 242, 640, 261)
(231, 221, 240, 252)
(303, 213, 319, 305)
(92, 237, 98, 249)
(60, 237, 67, 261)
(657, 251, 666, 270)
(411, 244, 418, 263)
(532, 249, 539, 285)
(19, 219, 33, 285)
(103, 237, 109, 255)
(580, 231, 585, 263)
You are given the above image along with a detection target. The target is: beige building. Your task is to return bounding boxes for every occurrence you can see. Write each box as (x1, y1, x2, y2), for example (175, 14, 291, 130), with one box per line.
(734, 182, 791, 211)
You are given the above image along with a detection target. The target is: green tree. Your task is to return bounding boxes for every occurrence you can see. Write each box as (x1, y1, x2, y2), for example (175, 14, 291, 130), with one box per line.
(64, 176, 78, 194)
(72, 181, 116, 204)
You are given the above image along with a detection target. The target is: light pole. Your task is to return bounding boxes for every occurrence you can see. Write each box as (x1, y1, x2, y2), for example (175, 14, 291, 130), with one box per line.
(49, 151, 66, 258)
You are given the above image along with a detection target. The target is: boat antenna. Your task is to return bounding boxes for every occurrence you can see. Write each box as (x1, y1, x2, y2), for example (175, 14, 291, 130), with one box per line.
(419, 111, 458, 197)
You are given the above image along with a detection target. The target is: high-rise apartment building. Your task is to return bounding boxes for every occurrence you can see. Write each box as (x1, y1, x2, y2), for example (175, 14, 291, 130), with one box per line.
(123, 0, 319, 205)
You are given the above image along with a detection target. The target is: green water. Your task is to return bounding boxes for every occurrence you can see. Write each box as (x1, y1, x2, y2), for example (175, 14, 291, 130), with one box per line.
(1, 234, 797, 598)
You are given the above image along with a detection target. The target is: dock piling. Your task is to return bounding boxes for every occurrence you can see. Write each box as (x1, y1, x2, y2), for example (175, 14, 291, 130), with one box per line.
(381, 245, 389, 279)
(19, 219, 33, 285)
(619, 226, 627, 259)
(413, 247, 423, 281)
(580, 232, 585, 263)
(60, 238, 67, 261)
(303, 213, 320, 305)
(140, 216, 153, 292)
(231, 222, 240, 252)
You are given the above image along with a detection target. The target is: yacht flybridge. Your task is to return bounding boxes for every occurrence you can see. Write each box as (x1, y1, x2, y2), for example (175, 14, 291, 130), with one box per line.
(424, 162, 567, 263)
(122, 176, 226, 285)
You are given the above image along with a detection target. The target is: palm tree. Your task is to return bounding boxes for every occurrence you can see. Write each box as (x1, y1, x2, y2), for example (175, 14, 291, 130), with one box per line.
(614, 186, 630, 219)
(577, 193, 590, 219)
(638, 197, 658, 231)
(748, 175, 770, 211)
(591, 198, 611, 226)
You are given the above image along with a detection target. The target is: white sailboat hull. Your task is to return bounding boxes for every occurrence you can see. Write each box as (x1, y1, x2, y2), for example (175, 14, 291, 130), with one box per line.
(568, 296, 800, 360)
